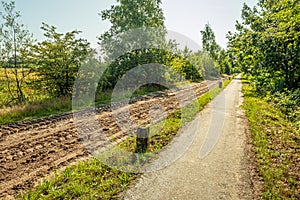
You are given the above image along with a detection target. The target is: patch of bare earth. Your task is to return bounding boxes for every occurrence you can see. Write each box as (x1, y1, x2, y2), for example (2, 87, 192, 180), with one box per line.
(0, 81, 213, 199)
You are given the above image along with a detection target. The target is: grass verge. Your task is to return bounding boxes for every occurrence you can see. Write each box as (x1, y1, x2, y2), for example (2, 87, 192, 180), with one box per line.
(19, 78, 233, 199)
(242, 80, 300, 199)
(20, 159, 138, 200)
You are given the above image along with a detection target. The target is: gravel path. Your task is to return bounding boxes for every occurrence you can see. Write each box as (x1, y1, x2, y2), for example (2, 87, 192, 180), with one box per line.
(122, 75, 254, 199)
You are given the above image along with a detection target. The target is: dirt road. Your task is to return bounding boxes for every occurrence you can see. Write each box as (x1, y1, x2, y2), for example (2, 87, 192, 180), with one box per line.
(0, 81, 214, 198)
(122, 75, 254, 199)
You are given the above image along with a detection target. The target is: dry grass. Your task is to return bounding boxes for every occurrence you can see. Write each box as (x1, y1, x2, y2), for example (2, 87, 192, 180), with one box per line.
(0, 96, 72, 124)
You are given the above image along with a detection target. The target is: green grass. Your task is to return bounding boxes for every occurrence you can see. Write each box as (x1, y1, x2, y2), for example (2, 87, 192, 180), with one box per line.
(20, 159, 138, 200)
(19, 77, 234, 199)
(242, 80, 300, 199)
(0, 96, 72, 124)
(0, 68, 71, 124)
(118, 87, 218, 154)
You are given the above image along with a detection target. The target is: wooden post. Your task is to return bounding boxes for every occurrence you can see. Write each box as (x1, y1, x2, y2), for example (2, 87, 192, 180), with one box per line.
(219, 80, 223, 88)
(136, 127, 149, 153)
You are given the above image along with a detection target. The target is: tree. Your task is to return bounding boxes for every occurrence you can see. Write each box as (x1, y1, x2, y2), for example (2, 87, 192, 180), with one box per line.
(98, 0, 170, 90)
(217, 49, 232, 75)
(200, 23, 232, 75)
(99, 0, 166, 61)
(227, 0, 300, 92)
(200, 23, 221, 62)
(29, 23, 91, 97)
(0, 0, 34, 104)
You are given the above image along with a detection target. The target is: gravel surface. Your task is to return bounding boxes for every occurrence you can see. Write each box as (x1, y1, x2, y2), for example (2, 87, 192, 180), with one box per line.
(122, 75, 254, 200)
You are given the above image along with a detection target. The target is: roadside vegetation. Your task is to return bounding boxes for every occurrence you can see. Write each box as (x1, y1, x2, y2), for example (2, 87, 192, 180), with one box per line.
(243, 81, 299, 199)
(0, 0, 233, 125)
(227, 0, 299, 124)
(20, 159, 139, 200)
(20, 77, 234, 200)
(2, 0, 298, 199)
(228, 0, 299, 198)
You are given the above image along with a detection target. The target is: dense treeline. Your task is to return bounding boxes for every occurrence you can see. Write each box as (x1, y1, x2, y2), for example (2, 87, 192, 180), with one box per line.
(0, 0, 230, 110)
(227, 0, 299, 123)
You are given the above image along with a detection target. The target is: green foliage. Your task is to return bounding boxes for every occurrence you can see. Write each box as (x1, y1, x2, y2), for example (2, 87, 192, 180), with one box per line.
(100, 0, 165, 36)
(20, 159, 138, 200)
(227, 0, 300, 92)
(98, 49, 166, 91)
(265, 89, 300, 129)
(29, 23, 91, 97)
(217, 49, 232, 75)
(200, 23, 221, 61)
(189, 51, 219, 80)
(97, 0, 202, 92)
(99, 0, 166, 61)
(243, 81, 300, 199)
(200, 23, 232, 75)
(0, 0, 34, 104)
(98, 48, 202, 91)
(166, 51, 202, 82)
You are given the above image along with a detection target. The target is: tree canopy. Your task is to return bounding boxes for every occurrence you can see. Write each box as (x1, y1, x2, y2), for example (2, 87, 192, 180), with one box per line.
(227, 0, 300, 92)
(28, 23, 91, 97)
(200, 23, 232, 76)
(99, 0, 166, 61)
(97, 0, 202, 90)
(200, 23, 221, 61)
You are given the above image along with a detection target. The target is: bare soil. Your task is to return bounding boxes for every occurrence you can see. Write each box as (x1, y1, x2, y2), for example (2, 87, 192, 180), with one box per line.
(0, 81, 214, 199)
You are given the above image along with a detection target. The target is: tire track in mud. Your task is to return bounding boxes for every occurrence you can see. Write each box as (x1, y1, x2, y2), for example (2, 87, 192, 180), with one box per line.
(0, 81, 217, 198)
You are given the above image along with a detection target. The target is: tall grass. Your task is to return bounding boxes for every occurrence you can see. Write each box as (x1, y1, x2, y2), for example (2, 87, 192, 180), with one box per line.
(0, 96, 72, 124)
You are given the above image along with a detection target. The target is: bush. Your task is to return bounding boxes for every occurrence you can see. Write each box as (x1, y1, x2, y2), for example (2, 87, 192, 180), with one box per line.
(265, 89, 300, 129)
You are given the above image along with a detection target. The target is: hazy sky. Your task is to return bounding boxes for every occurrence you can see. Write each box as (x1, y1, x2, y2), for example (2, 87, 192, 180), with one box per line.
(1, 0, 258, 49)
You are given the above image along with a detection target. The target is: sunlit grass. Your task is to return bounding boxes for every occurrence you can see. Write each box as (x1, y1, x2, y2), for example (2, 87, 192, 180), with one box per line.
(0, 96, 72, 124)
(242, 80, 300, 199)
(20, 159, 139, 200)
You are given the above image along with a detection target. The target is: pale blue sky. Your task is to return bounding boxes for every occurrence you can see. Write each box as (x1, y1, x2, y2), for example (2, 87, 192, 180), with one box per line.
(1, 0, 257, 48)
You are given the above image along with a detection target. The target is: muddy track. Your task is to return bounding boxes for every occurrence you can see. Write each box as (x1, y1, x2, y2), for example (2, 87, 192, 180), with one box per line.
(0, 80, 218, 198)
